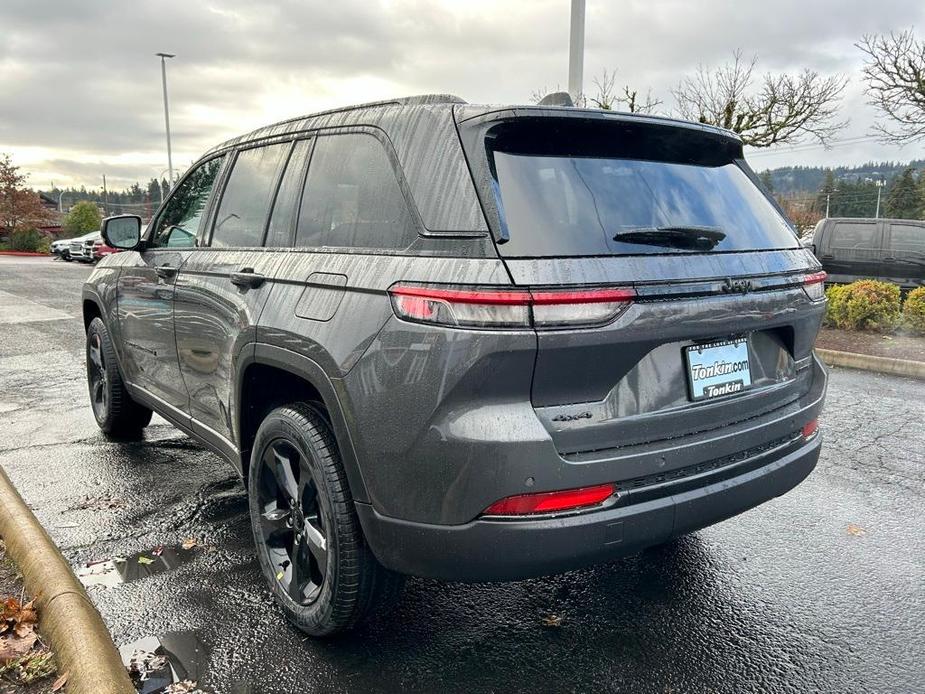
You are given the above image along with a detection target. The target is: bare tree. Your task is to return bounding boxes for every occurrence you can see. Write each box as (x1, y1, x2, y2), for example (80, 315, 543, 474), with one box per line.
(532, 69, 662, 114)
(858, 29, 925, 143)
(672, 50, 847, 147)
(588, 69, 662, 113)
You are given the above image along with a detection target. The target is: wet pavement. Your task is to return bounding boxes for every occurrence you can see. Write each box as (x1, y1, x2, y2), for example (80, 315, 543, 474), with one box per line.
(0, 255, 923, 693)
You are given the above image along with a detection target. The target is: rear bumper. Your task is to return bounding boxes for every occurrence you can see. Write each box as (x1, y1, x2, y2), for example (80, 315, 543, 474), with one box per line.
(357, 432, 821, 582)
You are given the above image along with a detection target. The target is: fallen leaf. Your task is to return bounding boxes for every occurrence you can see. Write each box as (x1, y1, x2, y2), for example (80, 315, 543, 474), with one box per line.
(847, 524, 866, 536)
(541, 614, 563, 628)
(181, 538, 198, 551)
(52, 672, 69, 691)
(137, 556, 155, 565)
(275, 571, 284, 581)
(125, 649, 169, 682)
(0, 631, 38, 663)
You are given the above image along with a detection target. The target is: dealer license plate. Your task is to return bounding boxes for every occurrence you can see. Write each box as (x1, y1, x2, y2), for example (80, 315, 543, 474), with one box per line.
(684, 338, 752, 401)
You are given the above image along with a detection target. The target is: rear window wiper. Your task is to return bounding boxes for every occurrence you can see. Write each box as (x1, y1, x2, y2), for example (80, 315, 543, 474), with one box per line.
(613, 226, 726, 251)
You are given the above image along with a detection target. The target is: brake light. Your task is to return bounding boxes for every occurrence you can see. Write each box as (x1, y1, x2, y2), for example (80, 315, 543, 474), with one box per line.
(802, 418, 819, 438)
(482, 483, 616, 516)
(388, 284, 635, 329)
(802, 271, 827, 301)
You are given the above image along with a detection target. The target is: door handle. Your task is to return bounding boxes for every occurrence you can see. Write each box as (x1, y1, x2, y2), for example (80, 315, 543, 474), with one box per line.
(230, 268, 266, 289)
(820, 254, 834, 259)
(882, 256, 897, 262)
(155, 264, 178, 279)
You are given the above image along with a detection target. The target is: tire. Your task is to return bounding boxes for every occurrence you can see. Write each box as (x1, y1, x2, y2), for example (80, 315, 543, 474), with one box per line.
(248, 403, 404, 636)
(86, 317, 153, 437)
(63, 252, 71, 262)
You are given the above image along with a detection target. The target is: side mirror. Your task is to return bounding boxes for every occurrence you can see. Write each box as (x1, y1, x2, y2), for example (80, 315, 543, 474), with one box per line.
(101, 215, 142, 250)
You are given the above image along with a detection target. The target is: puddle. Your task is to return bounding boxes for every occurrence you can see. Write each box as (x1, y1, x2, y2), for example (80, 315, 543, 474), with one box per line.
(120, 632, 209, 693)
(118, 632, 257, 694)
(76, 545, 197, 588)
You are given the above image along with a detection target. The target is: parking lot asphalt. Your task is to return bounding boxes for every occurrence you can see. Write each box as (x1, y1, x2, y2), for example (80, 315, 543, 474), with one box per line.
(0, 254, 922, 694)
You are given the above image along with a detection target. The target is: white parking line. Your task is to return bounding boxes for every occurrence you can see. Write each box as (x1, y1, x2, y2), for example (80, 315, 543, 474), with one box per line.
(0, 289, 72, 324)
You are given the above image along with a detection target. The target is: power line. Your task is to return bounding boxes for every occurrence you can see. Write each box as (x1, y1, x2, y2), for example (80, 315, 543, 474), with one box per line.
(746, 135, 880, 158)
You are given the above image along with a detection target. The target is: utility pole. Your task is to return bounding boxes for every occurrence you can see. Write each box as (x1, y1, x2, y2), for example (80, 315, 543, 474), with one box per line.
(874, 180, 885, 219)
(825, 193, 831, 218)
(568, 0, 586, 104)
(102, 175, 109, 217)
(156, 52, 176, 189)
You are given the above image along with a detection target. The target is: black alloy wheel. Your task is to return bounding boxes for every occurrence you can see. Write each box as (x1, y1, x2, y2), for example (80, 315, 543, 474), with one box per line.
(87, 332, 109, 422)
(256, 438, 329, 605)
(247, 403, 404, 636)
(84, 317, 152, 436)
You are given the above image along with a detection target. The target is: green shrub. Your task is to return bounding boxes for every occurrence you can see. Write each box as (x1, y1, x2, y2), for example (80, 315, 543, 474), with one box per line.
(824, 283, 849, 327)
(9, 228, 43, 252)
(903, 287, 925, 335)
(824, 280, 900, 332)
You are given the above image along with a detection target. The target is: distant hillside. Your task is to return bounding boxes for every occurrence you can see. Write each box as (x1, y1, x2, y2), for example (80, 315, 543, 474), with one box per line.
(760, 160, 925, 195)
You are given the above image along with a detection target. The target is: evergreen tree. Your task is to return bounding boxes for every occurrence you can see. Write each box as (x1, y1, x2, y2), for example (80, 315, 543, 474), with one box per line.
(759, 170, 775, 193)
(884, 168, 923, 219)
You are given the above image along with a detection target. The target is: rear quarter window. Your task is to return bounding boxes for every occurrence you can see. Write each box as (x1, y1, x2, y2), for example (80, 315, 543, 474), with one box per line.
(295, 133, 416, 251)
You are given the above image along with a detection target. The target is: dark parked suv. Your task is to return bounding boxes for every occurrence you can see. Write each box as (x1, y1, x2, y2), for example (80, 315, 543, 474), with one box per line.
(82, 95, 827, 635)
(807, 217, 925, 289)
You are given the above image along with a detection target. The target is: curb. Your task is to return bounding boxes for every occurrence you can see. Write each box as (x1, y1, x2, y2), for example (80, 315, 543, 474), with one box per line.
(0, 251, 48, 257)
(0, 467, 135, 694)
(815, 348, 925, 381)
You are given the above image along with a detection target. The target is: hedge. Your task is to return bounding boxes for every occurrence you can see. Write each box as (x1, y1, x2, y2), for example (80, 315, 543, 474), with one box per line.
(903, 287, 925, 335)
(824, 280, 901, 332)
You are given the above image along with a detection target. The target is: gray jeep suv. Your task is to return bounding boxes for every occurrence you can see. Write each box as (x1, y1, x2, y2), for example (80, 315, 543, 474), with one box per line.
(82, 95, 827, 636)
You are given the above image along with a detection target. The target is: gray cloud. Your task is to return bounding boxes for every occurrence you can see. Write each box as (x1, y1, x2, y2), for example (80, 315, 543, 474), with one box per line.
(1, 0, 923, 188)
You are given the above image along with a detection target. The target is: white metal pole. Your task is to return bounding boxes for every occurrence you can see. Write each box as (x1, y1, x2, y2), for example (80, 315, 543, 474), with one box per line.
(875, 181, 883, 219)
(826, 193, 830, 218)
(568, 0, 586, 104)
(157, 53, 176, 190)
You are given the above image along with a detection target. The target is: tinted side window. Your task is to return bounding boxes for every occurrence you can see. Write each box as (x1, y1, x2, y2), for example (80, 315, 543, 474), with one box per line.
(888, 224, 925, 254)
(830, 222, 879, 250)
(152, 156, 225, 248)
(212, 143, 289, 248)
(295, 133, 415, 250)
(265, 139, 312, 248)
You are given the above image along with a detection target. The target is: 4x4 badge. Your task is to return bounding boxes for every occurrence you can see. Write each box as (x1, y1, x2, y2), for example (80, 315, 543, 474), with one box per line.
(552, 411, 593, 422)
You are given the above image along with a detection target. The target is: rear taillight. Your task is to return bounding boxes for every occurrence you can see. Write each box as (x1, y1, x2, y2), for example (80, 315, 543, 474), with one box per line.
(482, 483, 616, 516)
(802, 271, 827, 301)
(802, 418, 819, 439)
(388, 284, 635, 329)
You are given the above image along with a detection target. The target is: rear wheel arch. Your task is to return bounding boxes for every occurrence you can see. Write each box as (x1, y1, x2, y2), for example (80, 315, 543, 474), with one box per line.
(237, 346, 370, 505)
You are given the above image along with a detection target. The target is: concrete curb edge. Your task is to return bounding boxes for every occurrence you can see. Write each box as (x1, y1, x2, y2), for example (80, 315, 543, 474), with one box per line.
(815, 348, 925, 381)
(0, 466, 135, 693)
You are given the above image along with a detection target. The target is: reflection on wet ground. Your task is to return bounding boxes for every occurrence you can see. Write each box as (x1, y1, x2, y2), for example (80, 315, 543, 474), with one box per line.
(120, 631, 209, 693)
(119, 631, 258, 694)
(77, 545, 198, 588)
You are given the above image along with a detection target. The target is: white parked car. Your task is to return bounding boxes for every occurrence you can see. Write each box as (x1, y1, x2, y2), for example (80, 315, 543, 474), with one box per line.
(67, 231, 101, 263)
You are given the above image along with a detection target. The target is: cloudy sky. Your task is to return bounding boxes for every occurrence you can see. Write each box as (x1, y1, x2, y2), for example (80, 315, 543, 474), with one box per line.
(1, 0, 923, 191)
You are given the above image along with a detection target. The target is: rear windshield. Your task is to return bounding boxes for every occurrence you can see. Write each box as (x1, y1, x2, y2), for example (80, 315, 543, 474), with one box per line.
(486, 119, 798, 257)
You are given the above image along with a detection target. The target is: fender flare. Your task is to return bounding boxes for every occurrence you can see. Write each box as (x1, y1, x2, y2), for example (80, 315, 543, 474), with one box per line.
(237, 343, 371, 505)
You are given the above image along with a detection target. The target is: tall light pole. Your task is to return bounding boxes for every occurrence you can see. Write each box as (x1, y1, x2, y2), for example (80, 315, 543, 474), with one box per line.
(874, 180, 885, 219)
(568, 0, 586, 104)
(156, 52, 176, 190)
